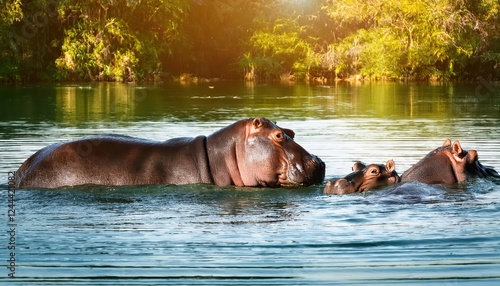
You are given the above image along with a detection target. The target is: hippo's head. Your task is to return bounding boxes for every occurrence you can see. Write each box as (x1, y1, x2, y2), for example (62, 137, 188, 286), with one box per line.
(236, 117, 325, 187)
(401, 139, 500, 184)
(323, 160, 400, 195)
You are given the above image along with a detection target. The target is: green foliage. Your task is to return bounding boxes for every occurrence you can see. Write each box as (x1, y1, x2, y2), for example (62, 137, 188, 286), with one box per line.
(244, 18, 316, 80)
(0, 0, 499, 82)
(2, 0, 55, 81)
(0, 0, 23, 25)
(322, 0, 497, 80)
(56, 18, 142, 81)
(0, 0, 188, 82)
(55, 0, 187, 81)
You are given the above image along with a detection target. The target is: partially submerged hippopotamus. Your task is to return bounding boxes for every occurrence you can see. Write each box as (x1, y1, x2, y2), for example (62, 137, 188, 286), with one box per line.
(401, 139, 499, 184)
(15, 117, 325, 189)
(323, 160, 400, 194)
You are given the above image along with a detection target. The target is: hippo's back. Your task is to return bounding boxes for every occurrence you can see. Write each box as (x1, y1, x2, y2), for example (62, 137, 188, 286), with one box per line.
(15, 134, 210, 189)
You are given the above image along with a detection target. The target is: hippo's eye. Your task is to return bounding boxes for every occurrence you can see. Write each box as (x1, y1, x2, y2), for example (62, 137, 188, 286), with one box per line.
(369, 168, 379, 175)
(272, 130, 284, 142)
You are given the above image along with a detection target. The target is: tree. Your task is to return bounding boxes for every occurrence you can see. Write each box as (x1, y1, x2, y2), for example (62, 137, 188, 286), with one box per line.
(0, 0, 498, 82)
(238, 1, 322, 80)
(321, 0, 500, 80)
(0, 0, 61, 81)
(55, 0, 188, 81)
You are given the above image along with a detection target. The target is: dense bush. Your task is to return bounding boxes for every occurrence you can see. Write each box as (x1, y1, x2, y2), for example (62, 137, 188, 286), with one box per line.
(0, 0, 499, 82)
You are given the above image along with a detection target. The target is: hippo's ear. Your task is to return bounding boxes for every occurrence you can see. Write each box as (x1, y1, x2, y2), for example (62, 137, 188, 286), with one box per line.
(352, 161, 366, 171)
(282, 128, 295, 139)
(385, 159, 395, 172)
(252, 117, 263, 129)
(452, 141, 463, 156)
(443, 139, 452, 147)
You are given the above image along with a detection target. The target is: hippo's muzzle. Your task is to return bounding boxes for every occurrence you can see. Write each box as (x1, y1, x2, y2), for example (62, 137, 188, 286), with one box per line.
(283, 154, 325, 187)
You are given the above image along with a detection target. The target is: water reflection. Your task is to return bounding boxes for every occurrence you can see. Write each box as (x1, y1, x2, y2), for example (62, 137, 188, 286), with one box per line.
(1, 82, 498, 126)
(1, 82, 500, 284)
(54, 83, 140, 123)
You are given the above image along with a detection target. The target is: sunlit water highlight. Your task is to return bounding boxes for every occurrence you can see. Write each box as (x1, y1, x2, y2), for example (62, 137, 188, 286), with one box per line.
(0, 82, 499, 284)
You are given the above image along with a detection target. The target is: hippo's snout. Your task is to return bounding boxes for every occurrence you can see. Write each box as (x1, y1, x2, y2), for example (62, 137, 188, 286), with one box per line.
(306, 154, 326, 185)
(282, 154, 325, 187)
(323, 178, 354, 195)
(332, 178, 351, 194)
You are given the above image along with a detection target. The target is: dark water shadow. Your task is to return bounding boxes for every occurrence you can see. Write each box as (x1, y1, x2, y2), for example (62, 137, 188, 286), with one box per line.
(11, 183, 323, 227)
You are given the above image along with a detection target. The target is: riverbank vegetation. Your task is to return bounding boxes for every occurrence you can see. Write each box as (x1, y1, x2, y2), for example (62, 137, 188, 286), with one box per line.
(1, 0, 499, 82)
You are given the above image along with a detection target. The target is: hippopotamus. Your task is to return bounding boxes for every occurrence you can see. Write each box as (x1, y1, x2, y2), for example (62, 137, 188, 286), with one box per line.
(323, 160, 400, 194)
(401, 139, 499, 184)
(15, 117, 325, 189)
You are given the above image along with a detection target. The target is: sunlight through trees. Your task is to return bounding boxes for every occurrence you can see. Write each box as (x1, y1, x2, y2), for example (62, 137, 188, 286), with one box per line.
(0, 0, 498, 82)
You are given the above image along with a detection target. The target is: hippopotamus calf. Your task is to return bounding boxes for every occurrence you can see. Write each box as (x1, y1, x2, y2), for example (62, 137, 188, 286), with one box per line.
(401, 139, 499, 184)
(15, 117, 325, 189)
(323, 160, 400, 194)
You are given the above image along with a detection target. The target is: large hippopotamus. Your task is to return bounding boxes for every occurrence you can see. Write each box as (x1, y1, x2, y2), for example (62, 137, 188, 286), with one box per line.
(323, 160, 400, 194)
(401, 139, 499, 184)
(15, 117, 325, 189)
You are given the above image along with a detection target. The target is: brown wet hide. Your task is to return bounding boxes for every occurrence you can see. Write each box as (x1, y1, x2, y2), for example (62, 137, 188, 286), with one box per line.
(15, 117, 325, 189)
(401, 139, 500, 185)
(324, 160, 399, 195)
(15, 135, 212, 189)
(218, 117, 325, 187)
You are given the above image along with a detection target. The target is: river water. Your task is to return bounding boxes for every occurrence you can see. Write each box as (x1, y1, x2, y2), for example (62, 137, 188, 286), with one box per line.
(1, 81, 500, 285)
